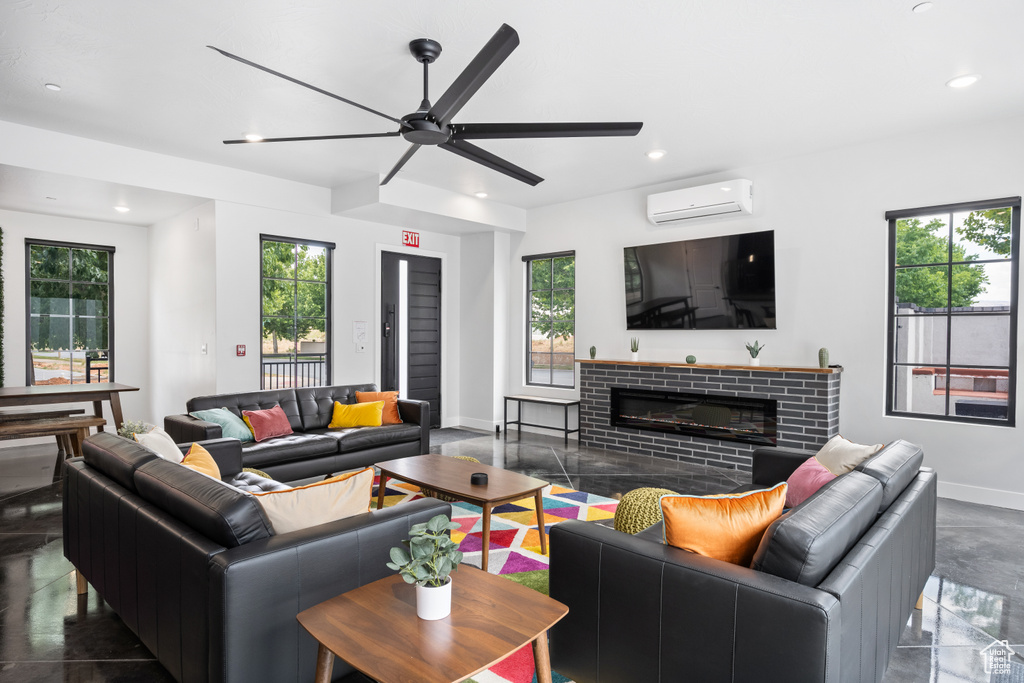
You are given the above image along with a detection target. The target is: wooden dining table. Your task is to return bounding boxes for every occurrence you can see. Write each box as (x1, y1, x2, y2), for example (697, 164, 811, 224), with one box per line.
(0, 383, 139, 432)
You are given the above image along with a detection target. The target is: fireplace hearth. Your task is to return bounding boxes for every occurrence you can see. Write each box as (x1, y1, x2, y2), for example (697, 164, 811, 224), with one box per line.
(611, 387, 777, 446)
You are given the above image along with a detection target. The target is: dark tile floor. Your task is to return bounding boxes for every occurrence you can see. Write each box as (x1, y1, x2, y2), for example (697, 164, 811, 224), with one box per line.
(1, 431, 1022, 681)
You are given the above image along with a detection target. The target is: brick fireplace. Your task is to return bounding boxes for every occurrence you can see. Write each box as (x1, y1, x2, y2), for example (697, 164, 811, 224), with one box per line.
(578, 360, 841, 471)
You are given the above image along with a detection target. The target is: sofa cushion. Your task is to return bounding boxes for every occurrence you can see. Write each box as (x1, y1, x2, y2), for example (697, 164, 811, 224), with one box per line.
(239, 432, 340, 468)
(785, 456, 837, 507)
(187, 389, 303, 434)
(253, 467, 374, 534)
(83, 432, 160, 493)
(309, 423, 423, 453)
(227, 471, 292, 493)
(189, 407, 254, 442)
(328, 400, 384, 429)
(815, 435, 883, 475)
(752, 471, 883, 586)
(296, 384, 378, 431)
(134, 426, 185, 464)
(854, 439, 924, 510)
(242, 405, 295, 442)
(134, 458, 273, 548)
(356, 391, 403, 424)
(180, 443, 221, 479)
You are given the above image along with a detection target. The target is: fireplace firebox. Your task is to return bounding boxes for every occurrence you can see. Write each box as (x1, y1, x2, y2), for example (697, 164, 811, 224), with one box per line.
(610, 387, 777, 446)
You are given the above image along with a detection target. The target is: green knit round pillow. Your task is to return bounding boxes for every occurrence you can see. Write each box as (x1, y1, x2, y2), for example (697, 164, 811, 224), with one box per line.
(614, 487, 678, 535)
(421, 456, 481, 502)
(242, 467, 272, 479)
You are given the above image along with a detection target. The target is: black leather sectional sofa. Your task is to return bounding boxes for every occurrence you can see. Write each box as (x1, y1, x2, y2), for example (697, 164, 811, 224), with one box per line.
(549, 440, 936, 683)
(64, 432, 450, 683)
(164, 384, 428, 482)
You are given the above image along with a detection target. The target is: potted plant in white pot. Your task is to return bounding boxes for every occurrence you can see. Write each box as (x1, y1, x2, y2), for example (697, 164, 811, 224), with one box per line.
(745, 340, 765, 366)
(630, 337, 640, 362)
(386, 513, 464, 620)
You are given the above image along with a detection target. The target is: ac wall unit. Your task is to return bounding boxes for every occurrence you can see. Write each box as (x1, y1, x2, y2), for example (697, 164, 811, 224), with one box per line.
(646, 179, 753, 225)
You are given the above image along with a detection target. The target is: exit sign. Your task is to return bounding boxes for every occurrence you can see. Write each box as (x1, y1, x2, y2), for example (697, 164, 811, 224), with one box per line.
(402, 231, 420, 247)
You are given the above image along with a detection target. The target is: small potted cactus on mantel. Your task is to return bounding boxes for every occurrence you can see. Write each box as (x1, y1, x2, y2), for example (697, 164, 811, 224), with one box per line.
(745, 340, 765, 366)
(630, 337, 640, 362)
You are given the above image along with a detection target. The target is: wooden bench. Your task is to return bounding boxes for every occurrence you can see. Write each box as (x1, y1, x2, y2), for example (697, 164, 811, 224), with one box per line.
(503, 395, 581, 446)
(0, 414, 108, 480)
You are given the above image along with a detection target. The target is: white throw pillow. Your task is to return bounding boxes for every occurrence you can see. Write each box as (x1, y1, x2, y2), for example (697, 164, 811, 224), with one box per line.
(253, 467, 374, 534)
(815, 435, 883, 475)
(135, 427, 185, 464)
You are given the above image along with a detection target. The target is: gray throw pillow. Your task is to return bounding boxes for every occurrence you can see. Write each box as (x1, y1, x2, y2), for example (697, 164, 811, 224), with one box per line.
(190, 407, 255, 442)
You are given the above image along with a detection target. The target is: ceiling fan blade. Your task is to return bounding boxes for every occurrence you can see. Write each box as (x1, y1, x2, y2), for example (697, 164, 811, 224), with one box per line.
(427, 24, 519, 126)
(380, 144, 423, 185)
(451, 122, 644, 139)
(208, 46, 404, 126)
(224, 131, 401, 144)
(439, 139, 543, 186)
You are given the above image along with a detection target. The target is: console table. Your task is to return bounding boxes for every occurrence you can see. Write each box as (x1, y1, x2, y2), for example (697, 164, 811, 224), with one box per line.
(504, 394, 580, 445)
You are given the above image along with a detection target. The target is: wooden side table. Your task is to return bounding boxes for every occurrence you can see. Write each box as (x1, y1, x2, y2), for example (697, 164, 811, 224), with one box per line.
(297, 565, 568, 683)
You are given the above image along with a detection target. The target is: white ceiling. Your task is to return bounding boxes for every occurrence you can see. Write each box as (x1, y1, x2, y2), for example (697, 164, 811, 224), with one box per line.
(1, 0, 1023, 222)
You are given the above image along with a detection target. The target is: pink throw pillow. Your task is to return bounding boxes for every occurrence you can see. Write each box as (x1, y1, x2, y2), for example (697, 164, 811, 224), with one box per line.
(785, 457, 837, 507)
(242, 405, 294, 442)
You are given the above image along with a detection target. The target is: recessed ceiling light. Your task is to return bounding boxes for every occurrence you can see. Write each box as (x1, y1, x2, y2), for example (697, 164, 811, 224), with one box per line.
(44, 83, 61, 91)
(114, 206, 131, 213)
(912, 2, 934, 13)
(474, 192, 488, 199)
(720, 186, 733, 192)
(946, 74, 980, 88)
(244, 133, 264, 142)
(646, 149, 666, 160)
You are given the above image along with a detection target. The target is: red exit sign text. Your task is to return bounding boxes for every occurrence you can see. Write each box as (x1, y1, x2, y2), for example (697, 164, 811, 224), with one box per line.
(402, 231, 420, 248)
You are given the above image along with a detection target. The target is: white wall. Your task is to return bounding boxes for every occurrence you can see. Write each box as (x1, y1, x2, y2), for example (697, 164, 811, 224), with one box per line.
(148, 202, 217, 422)
(0, 208, 151, 430)
(505, 114, 1024, 509)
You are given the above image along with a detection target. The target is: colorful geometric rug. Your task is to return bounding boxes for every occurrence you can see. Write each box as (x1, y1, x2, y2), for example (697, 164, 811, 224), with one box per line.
(373, 477, 619, 683)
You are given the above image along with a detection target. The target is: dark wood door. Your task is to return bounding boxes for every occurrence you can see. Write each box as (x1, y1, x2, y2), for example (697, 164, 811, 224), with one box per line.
(381, 252, 441, 428)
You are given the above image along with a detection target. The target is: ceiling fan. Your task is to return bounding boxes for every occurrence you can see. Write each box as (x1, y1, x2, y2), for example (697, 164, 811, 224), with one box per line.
(209, 23, 643, 186)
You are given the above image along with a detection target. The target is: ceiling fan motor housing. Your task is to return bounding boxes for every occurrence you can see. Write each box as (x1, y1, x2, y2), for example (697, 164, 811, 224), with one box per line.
(401, 114, 451, 144)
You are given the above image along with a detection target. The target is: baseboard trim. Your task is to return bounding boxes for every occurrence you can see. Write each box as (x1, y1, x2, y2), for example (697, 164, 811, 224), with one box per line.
(938, 481, 1024, 512)
(458, 417, 495, 432)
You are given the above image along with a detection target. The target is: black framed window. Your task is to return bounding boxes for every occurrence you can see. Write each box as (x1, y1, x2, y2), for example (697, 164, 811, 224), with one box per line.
(525, 251, 575, 387)
(260, 235, 334, 389)
(27, 240, 114, 385)
(886, 197, 1020, 425)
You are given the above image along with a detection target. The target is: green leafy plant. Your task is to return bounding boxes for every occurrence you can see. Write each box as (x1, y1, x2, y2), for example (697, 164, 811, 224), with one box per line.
(386, 514, 463, 587)
(630, 337, 640, 353)
(117, 420, 151, 440)
(589, 345, 597, 359)
(745, 340, 765, 358)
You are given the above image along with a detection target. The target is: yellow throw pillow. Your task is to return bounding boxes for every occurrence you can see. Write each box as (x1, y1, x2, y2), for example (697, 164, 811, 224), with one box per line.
(815, 435, 883, 475)
(180, 443, 221, 480)
(328, 400, 384, 429)
(253, 467, 374, 534)
(660, 482, 788, 566)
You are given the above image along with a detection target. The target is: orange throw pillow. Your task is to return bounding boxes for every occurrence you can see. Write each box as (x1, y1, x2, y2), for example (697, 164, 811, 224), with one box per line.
(660, 482, 788, 566)
(355, 391, 403, 425)
(180, 443, 222, 480)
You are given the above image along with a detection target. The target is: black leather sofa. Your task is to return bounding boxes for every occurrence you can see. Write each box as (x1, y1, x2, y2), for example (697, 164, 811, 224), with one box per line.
(64, 432, 450, 683)
(164, 384, 429, 481)
(549, 440, 936, 683)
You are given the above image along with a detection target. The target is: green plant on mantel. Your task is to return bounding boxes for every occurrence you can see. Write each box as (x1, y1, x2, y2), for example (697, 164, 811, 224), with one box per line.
(745, 340, 765, 358)
(630, 337, 640, 353)
(386, 514, 463, 587)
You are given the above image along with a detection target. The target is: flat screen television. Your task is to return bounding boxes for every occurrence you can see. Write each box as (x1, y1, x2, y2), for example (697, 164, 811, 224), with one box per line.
(624, 230, 776, 330)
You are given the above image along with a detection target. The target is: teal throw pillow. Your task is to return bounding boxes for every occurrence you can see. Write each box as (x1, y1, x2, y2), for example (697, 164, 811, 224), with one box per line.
(189, 407, 255, 442)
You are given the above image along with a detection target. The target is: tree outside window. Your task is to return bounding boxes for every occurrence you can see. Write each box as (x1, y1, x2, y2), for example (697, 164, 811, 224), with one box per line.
(27, 241, 112, 385)
(526, 253, 575, 387)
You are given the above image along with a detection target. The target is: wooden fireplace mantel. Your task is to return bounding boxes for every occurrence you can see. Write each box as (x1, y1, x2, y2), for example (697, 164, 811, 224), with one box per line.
(575, 358, 842, 375)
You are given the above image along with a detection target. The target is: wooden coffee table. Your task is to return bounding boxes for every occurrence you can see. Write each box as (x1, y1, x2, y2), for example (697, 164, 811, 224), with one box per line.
(297, 565, 568, 683)
(375, 453, 549, 571)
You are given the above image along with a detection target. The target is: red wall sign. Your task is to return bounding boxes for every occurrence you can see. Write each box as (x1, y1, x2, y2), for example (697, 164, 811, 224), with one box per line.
(402, 231, 420, 248)
(236, 345, 246, 357)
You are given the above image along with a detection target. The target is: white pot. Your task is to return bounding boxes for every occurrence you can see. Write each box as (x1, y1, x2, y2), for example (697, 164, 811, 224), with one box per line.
(750, 357, 760, 366)
(630, 351, 640, 362)
(416, 578, 452, 620)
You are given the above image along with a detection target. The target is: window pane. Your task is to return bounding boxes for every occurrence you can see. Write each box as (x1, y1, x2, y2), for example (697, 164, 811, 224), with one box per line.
(30, 281, 70, 315)
(30, 316, 71, 351)
(553, 256, 575, 288)
(952, 262, 1012, 309)
(895, 215, 950, 267)
(262, 241, 295, 278)
(296, 245, 327, 281)
(530, 323, 553, 354)
(297, 282, 326, 318)
(890, 366, 948, 417)
(954, 208, 1013, 261)
(72, 249, 109, 282)
(552, 290, 574, 320)
(529, 354, 552, 385)
(262, 279, 294, 317)
(949, 315, 1010, 367)
(551, 353, 575, 387)
(893, 315, 947, 365)
(530, 291, 552, 320)
(72, 283, 108, 317)
(895, 265, 948, 310)
(297, 318, 327, 346)
(73, 317, 108, 351)
(530, 259, 551, 290)
(29, 245, 69, 280)
(263, 318, 296, 354)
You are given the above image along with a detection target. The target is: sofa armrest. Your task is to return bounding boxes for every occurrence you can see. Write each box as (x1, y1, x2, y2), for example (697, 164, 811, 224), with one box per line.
(549, 520, 840, 683)
(175, 438, 243, 478)
(208, 497, 450, 683)
(397, 398, 430, 452)
(751, 445, 814, 486)
(164, 413, 222, 443)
